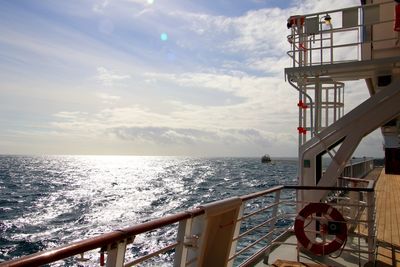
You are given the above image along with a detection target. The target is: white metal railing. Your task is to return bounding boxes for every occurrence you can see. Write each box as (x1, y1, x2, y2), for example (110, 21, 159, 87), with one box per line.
(295, 78, 345, 144)
(232, 183, 376, 266)
(341, 157, 375, 178)
(287, 1, 397, 68)
(229, 187, 288, 266)
(0, 209, 205, 267)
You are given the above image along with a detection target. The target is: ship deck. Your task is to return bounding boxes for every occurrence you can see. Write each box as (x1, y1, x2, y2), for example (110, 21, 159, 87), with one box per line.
(375, 168, 400, 266)
(260, 168, 400, 267)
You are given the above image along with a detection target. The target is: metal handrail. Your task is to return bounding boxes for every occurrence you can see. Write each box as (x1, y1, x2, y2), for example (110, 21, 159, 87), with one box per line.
(287, 1, 396, 69)
(0, 208, 204, 267)
(284, 185, 375, 192)
(0, 187, 284, 267)
(229, 230, 276, 261)
(238, 230, 294, 267)
(238, 201, 281, 222)
(124, 242, 178, 267)
(233, 216, 280, 242)
(241, 185, 283, 201)
(231, 181, 376, 265)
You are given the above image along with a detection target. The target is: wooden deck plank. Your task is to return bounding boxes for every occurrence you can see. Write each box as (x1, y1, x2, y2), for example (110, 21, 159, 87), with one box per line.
(376, 169, 386, 242)
(394, 177, 400, 246)
(384, 176, 391, 244)
(375, 169, 400, 265)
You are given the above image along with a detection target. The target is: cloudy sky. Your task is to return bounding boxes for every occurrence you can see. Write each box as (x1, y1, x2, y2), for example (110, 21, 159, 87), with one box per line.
(0, 0, 382, 157)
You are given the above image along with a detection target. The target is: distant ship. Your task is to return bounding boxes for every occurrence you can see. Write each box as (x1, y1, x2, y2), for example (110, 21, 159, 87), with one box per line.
(261, 154, 271, 163)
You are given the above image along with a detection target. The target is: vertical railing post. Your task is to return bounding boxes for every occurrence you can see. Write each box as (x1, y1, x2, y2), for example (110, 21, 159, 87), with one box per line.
(371, 158, 374, 172)
(174, 218, 191, 267)
(292, 27, 296, 67)
(315, 76, 321, 133)
(269, 190, 281, 240)
(350, 159, 353, 177)
(106, 238, 130, 267)
(332, 83, 335, 123)
(330, 26, 333, 64)
(183, 214, 206, 267)
(363, 157, 367, 177)
(349, 182, 358, 224)
(320, 22, 323, 64)
(367, 190, 375, 263)
(262, 190, 282, 265)
(227, 203, 245, 267)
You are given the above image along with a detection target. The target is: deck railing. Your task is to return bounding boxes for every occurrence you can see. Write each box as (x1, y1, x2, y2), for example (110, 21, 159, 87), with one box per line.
(282, 183, 376, 265)
(0, 209, 205, 267)
(229, 186, 289, 266)
(0, 172, 377, 267)
(341, 157, 375, 178)
(287, 1, 396, 68)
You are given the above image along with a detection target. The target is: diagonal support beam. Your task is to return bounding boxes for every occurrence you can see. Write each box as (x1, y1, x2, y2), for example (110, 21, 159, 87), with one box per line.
(299, 77, 400, 203)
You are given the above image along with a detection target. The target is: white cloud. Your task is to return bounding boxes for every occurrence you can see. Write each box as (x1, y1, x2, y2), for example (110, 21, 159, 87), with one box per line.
(48, 104, 296, 156)
(108, 126, 274, 146)
(96, 67, 131, 86)
(297, 0, 359, 14)
(245, 56, 291, 74)
(165, 7, 290, 66)
(53, 111, 88, 119)
(97, 93, 121, 104)
(143, 71, 288, 102)
(93, 0, 109, 13)
(226, 8, 289, 55)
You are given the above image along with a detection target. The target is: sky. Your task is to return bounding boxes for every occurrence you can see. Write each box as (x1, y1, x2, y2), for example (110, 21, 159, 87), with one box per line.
(0, 0, 383, 157)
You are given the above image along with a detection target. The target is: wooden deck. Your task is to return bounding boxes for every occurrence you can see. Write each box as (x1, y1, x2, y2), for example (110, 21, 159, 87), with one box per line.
(375, 168, 400, 266)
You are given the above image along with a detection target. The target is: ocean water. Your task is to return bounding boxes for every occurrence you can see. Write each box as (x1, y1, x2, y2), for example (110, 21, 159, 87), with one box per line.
(0, 155, 297, 265)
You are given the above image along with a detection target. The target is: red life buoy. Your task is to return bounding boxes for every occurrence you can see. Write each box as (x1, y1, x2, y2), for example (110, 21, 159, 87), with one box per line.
(288, 15, 305, 28)
(294, 203, 347, 255)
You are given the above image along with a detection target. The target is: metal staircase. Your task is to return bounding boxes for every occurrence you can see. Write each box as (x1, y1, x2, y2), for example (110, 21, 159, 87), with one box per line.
(300, 79, 400, 201)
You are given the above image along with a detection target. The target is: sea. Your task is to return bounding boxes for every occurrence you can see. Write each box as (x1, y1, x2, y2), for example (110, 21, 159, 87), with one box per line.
(0, 155, 298, 266)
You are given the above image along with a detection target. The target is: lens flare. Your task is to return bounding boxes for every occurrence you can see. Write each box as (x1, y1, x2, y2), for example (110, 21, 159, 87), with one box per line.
(160, 33, 168, 41)
(147, 0, 154, 4)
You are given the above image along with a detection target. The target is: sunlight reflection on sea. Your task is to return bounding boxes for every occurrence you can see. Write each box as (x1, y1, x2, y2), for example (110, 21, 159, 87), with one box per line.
(0, 155, 297, 265)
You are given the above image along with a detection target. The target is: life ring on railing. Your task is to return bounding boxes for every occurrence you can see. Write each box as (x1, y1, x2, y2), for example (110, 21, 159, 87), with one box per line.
(294, 203, 347, 255)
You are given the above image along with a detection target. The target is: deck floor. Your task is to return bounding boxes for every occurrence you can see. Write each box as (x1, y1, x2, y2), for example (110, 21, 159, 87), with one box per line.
(374, 168, 400, 266)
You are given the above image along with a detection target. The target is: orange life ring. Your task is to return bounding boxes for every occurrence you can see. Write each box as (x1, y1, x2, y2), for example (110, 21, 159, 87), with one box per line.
(294, 203, 347, 255)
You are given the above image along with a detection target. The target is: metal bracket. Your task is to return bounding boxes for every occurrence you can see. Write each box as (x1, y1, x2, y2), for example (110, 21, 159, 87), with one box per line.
(75, 252, 90, 262)
(183, 235, 199, 248)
